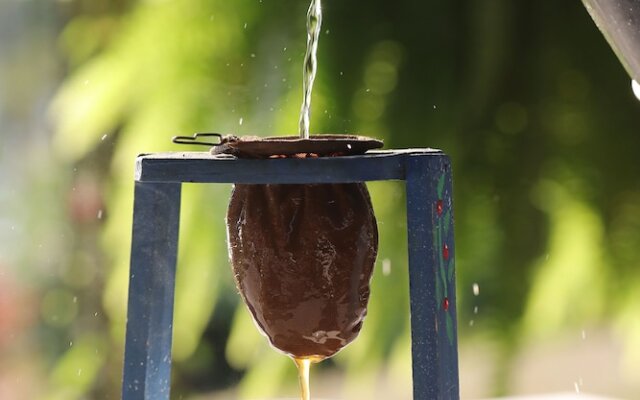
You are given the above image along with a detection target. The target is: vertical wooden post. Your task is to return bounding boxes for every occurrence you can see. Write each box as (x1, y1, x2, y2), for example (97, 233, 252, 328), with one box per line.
(405, 154, 459, 400)
(122, 182, 182, 400)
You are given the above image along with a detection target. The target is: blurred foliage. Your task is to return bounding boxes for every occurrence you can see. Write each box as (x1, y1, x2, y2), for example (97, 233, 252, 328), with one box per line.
(38, 0, 640, 398)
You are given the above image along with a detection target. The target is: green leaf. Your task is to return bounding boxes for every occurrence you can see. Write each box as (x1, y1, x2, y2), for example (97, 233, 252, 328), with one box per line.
(437, 173, 446, 199)
(440, 262, 448, 298)
(435, 274, 442, 304)
(448, 257, 455, 282)
(436, 223, 443, 269)
(445, 312, 454, 346)
(432, 222, 439, 252)
(443, 209, 451, 237)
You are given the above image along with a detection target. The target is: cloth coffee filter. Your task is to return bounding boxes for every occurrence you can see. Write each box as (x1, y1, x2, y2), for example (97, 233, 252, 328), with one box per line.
(224, 135, 381, 358)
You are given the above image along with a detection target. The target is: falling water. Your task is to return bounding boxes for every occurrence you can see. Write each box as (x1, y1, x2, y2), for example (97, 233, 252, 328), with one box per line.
(299, 0, 322, 138)
(632, 80, 640, 101)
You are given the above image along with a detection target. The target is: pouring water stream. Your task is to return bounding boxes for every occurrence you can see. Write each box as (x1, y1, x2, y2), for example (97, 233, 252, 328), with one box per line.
(295, 3, 324, 397)
(299, 0, 322, 138)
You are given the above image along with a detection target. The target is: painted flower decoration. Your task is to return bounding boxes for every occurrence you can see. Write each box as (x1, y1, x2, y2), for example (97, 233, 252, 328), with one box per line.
(433, 171, 455, 345)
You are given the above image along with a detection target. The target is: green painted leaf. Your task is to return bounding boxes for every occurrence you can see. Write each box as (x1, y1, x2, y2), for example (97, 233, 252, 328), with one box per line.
(432, 222, 439, 253)
(445, 312, 454, 346)
(447, 257, 455, 282)
(440, 258, 448, 298)
(437, 173, 446, 198)
(436, 225, 443, 270)
(443, 209, 451, 237)
(435, 273, 442, 303)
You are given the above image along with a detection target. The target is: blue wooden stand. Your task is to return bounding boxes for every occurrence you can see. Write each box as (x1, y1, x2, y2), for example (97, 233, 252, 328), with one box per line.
(122, 149, 459, 400)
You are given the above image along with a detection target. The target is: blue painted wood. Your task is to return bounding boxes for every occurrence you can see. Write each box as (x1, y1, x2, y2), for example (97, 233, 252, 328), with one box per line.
(122, 150, 459, 400)
(122, 182, 181, 400)
(405, 154, 459, 400)
(134, 149, 440, 184)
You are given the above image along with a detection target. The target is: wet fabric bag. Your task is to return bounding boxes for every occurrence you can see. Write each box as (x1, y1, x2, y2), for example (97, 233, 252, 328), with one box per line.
(223, 135, 381, 358)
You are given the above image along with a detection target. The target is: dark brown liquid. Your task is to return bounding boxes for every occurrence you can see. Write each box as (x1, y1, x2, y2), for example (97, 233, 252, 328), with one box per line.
(226, 183, 378, 358)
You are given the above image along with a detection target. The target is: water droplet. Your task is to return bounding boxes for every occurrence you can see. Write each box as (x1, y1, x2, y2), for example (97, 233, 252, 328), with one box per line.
(101, 134, 107, 141)
(581, 330, 586, 340)
(473, 306, 478, 314)
(250, 53, 256, 58)
(382, 259, 391, 276)
(472, 283, 480, 296)
(243, 22, 248, 29)
(97, 209, 103, 219)
(632, 80, 640, 100)
(69, 341, 73, 347)
(325, 29, 330, 34)
(433, 104, 437, 109)
(469, 319, 475, 327)
(574, 381, 580, 394)
(77, 369, 82, 376)
(73, 296, 77, 303)
(239, 117, 244, 126)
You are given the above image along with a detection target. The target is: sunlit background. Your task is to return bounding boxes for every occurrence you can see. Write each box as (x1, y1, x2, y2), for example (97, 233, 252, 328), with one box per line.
(1, 0, 640, 399)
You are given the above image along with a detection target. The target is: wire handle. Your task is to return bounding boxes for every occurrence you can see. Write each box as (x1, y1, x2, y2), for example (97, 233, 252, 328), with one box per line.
(172, 133, 224, 146)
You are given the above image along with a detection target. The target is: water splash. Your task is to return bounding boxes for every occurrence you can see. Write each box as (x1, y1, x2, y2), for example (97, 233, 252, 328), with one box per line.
(382, 258, 391, 276)
(472, 283, 480, 296)
(299, 0, 323, 138)
(632, 80, 640, 101)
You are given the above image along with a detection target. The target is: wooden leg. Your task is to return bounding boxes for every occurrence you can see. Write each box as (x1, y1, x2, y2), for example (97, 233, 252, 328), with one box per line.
(405, 154, 459, 400)
(122, 182, 181, 400)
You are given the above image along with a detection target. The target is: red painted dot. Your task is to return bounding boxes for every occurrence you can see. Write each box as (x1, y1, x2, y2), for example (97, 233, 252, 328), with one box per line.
(443, 243, 449, 260)
(442, 297, 449, 311)
(436, 200, 443, 216)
